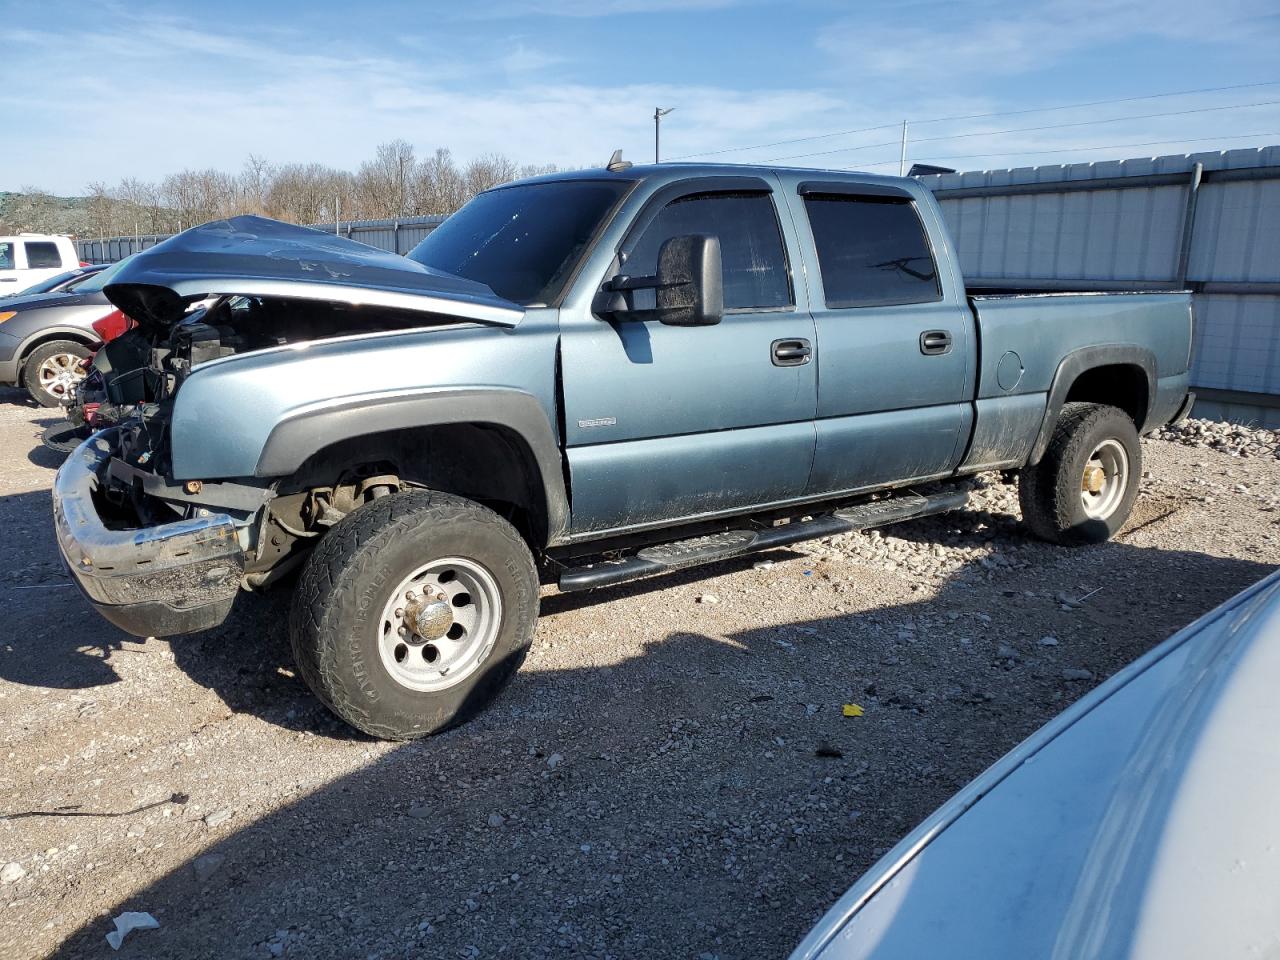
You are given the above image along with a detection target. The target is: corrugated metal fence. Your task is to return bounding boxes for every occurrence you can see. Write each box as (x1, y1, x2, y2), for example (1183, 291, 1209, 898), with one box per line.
(919, 146, 1280, 426)
(75, 214, 446, 264)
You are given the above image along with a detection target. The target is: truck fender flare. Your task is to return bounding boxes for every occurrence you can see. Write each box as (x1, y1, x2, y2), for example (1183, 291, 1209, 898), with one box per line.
(254, 387, 569, 545)
(1028, 344, 1156, 466)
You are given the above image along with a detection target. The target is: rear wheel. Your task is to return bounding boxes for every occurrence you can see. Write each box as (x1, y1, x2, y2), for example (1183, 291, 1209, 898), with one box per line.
(1018, 402, 1141, 545)
(290, 491, 539, 740)
(23, 340, 90, 408)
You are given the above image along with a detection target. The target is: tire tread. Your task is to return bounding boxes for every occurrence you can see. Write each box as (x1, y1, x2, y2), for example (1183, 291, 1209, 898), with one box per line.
(289, 491, 536, 740)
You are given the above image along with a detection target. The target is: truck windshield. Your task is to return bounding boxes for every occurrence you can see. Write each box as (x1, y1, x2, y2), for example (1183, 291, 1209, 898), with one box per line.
(407, 179, 630, 306)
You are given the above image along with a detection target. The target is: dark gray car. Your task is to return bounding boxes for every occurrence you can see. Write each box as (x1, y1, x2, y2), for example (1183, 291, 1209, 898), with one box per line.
(4, 262, 108, 299)
(0, 258, 127, 406)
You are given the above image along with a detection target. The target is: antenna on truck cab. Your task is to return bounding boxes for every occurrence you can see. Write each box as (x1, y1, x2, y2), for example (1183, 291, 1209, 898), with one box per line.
(606, 150, 633, 172)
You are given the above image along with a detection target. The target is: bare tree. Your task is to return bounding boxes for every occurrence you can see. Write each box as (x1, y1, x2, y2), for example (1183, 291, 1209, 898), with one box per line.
(409, 148, 466, 216)
(266, 163, 355, 225)
(2, 141, 559, 239)
(84, 182, 118, 238)
(356, 140, 416, 219)
(463, 154, 520, 198)
(115, 178, 166, 235)
(240, 154, 274, 216)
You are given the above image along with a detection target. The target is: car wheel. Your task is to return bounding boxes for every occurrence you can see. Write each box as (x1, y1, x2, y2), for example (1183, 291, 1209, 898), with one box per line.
(1018, 402, 1142, 545)
(23, 340, 91, 408)
(290, 490, 539, 740)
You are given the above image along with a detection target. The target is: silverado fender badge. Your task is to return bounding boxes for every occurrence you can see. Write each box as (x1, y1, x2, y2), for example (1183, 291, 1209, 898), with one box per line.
(577, 417, 617, 429)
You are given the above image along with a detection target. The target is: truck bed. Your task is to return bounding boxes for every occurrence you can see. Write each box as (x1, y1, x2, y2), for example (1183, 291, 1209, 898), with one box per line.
(955, 288, 1194, 473)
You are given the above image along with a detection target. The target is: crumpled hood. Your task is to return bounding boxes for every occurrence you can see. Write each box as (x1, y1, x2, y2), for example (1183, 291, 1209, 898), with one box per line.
(103, 215, 523, 328)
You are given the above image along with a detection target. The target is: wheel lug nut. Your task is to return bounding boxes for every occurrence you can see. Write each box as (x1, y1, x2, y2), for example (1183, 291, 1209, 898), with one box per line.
(394, 608, 404, 618)
(398, 626, 408, 636)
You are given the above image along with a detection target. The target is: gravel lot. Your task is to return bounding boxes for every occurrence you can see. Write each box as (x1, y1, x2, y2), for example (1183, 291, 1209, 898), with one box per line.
(1, 389, 1277, 960)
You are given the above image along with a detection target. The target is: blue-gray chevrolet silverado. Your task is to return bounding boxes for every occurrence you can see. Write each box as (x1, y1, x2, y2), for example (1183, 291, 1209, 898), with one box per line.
(52, 160, 1195, 739)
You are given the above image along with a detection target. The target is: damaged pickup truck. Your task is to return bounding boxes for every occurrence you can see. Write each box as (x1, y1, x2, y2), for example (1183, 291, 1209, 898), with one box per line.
(53, 162, 1195, 739)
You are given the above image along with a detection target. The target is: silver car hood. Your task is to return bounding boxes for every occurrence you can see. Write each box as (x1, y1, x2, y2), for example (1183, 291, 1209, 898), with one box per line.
(794, 569, 1280, 960)
(103, 215, 523, 328)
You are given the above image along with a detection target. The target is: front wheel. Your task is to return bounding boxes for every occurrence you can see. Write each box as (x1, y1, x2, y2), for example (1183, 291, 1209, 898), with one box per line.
(290, 491, 539, 740)
(1018, 402, 1141, 545)
(24, 340, 90, 408)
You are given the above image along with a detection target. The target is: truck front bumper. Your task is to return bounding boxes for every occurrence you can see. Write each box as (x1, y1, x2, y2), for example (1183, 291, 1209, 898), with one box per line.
(53, 431, 245, 637)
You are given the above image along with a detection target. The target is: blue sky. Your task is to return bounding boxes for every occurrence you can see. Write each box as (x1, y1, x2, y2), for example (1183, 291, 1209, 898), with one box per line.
(3, 0, 1279, 193)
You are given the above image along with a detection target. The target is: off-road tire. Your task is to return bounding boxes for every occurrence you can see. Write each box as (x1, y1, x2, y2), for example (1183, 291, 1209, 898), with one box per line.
(290, 491, 538, 740)
(1019, 402, 1141, 545)
(23, 340, 91, 408)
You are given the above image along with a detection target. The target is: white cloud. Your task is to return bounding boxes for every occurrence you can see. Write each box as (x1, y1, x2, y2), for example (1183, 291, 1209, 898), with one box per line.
(4, 0, 1278, 192)
(1, 7, 849, 191)
(818, 0, 1280, 87)
(501, 43, 566, 74)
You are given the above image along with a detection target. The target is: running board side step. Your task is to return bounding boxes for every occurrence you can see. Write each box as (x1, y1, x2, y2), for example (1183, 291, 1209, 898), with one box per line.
(557, 487, 969, 593)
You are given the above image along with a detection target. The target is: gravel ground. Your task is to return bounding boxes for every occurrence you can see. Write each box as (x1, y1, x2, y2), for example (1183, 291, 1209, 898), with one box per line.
(1, 396, 1277, 960)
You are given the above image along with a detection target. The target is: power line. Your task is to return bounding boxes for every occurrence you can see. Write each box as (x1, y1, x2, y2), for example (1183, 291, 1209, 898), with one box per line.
(908, 99, 1280, 146)
(668, 79, 1280, 162)
(762, 139, 901, 164)
(764, 98, 1280, 164)
(847, 130, 1280, 170)
(665, 122, 901, 162)
(909, 80, 1280, 126)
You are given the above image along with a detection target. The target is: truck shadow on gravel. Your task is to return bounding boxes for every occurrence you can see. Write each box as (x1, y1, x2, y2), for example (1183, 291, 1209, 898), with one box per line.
(0, 490, 129, 690)
(38, 530, 1276, 959)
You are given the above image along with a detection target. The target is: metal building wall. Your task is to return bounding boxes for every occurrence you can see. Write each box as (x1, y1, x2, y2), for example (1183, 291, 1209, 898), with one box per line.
(921, 146, 1280, 427)
(75, 215, 447, 263)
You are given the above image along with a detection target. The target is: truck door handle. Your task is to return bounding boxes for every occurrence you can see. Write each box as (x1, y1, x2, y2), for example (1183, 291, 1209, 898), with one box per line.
(919, 330, 953, 356)
(771, 338, 812, 366)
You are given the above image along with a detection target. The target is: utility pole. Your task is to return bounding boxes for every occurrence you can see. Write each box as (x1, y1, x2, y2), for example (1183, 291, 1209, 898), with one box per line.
(654, 107, 675, 163)
(335, 195, 340, 236)
(898, 119, 909, 176)
(397, 155, 407, 217)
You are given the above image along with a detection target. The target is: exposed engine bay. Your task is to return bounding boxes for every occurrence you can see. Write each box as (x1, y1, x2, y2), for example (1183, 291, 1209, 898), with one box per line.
(96, 295, 458, 476)
(85, 295, 460, 576)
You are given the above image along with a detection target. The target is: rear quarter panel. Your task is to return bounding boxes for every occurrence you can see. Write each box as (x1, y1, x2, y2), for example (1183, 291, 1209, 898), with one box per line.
(959, 292, 1192, 470)
(972, 292, 1192, 401)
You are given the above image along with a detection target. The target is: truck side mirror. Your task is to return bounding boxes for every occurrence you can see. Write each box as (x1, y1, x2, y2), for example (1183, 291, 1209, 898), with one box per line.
(601, 234, 724, 327)
(654, 234, 723, 327)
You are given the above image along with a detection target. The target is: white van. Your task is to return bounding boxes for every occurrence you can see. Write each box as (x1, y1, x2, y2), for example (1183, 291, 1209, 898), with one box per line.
(0, 234, 82, 295)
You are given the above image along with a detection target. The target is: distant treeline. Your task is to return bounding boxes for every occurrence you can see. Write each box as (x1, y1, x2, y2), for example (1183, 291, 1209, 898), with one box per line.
(1, 140, 559, 237)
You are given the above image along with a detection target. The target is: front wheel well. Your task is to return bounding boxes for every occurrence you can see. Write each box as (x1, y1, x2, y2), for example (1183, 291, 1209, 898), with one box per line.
(279, 423, 552, 550)
(17, 332, 96, 371)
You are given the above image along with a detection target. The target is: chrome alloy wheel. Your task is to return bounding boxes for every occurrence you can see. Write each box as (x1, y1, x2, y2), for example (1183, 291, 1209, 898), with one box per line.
(377, 557, 502, 693)
(37, 353, 84, 401)
(1080, 438, 1129, 520)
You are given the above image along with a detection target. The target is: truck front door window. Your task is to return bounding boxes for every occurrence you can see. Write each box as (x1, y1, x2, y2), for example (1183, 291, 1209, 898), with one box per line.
(626, 192, 792, 311)
(805, 195, 940, 308)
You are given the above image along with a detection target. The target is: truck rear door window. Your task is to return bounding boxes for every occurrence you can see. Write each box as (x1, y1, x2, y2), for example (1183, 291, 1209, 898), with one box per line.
(804, 195, 940, 308)
(627, 192, 792, 311)
(0, 242, 13, 270)
(24, 241, 63, 269)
